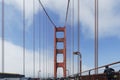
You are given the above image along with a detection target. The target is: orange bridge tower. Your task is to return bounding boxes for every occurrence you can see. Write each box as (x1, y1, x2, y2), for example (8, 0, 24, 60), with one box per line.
(54, 27, 66, 78)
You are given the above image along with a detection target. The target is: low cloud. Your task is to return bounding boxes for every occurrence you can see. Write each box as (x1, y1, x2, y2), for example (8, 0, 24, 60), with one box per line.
(0, 39, 90, 78)
(0, 39, 54, 78)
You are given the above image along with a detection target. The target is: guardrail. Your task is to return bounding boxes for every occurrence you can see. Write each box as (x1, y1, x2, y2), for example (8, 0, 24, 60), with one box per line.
(60, 61, 120, 80)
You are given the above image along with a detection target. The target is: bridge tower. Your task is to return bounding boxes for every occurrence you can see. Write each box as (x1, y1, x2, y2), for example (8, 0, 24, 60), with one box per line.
(54, 27, 66, 78)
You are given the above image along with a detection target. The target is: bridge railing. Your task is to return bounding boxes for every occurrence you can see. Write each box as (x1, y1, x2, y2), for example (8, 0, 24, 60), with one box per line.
(65, 61, 120, 80)
(81, 61, 120, 75)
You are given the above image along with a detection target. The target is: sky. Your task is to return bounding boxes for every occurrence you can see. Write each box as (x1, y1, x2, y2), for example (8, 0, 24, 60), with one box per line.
(0, 0, 120, 78)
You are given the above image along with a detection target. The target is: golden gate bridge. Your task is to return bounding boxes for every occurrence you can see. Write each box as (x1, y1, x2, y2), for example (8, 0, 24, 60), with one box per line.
(0, 0, 120, 80)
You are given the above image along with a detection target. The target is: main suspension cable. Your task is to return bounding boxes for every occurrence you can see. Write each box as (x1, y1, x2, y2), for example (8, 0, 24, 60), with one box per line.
(38, 0, 56, 27)
(65, 0, 70, 26)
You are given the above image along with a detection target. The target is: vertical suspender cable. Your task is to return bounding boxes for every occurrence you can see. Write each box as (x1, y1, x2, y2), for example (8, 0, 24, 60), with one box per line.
(33, 0, 35, 78)
(97, 0, 99, 73)
(47, 16, 48, 79)
(68, 1, 72, 75)
(77, 0, 80, 74)
(46, 16, 47, 79)
(45, 15, 47, 79)
(78, 0, 81, 75)
(46, 18, 47, 78)
(41, 9, 44, 79)
(96, 0, 99, 74)
(72, 0, 74, 74)
(78, 0, 80, 52)
(39, 6, 41, 79)
(23, 0, 25, 75)
(47, 16, 49, 79)
(47, 20, 50, 78)
(43, 13, 44, 78)
(2, 0, 4, 73)
(44, 16, 46, 78)
(95, 0, 96, 74)
(69, 25, 71, 76)
(68, 2, 71, 75)
(70, 0, 72, 75)
(95, 0, 99, 74)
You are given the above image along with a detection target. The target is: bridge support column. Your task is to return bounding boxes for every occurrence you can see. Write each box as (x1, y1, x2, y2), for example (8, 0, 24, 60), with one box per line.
(54, 27, 66, 78)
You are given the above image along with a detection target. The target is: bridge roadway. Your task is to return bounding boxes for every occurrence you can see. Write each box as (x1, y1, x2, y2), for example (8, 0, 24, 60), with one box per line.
(0, 61, 120, 80)
(0, 72, 120, 80)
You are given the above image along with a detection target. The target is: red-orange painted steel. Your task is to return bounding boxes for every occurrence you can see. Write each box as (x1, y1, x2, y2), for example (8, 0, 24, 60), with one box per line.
(54, 27, 66, 78)
(81, 72, 120, 80)
(56, 38, 64, 42)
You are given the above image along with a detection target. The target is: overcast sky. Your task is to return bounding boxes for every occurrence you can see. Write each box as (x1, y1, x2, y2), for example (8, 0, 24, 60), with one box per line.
(0, 0, 120, 78)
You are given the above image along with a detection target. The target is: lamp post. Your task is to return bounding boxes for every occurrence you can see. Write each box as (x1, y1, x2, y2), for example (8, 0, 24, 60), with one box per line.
(73, 51, 82, 77)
